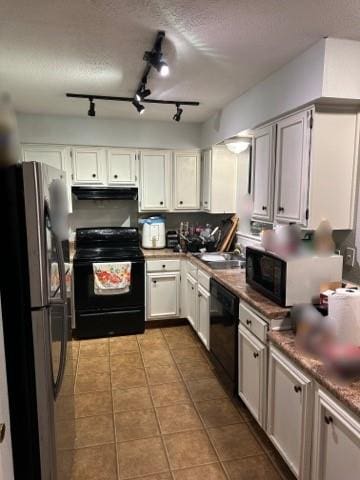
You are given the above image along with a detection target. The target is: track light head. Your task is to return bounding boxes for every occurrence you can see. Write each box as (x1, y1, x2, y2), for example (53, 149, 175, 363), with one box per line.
(132, 99, 145, 115)
(136, 85, 151, 101)
(88, 98, 95, 117)
(158, 61, 169, 77)
(144, 51, 170, 77)
(173, 103, 183, 122)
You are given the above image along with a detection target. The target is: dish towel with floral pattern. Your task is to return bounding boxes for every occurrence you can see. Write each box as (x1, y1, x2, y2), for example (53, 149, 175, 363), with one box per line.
(93, 262, 131, 295)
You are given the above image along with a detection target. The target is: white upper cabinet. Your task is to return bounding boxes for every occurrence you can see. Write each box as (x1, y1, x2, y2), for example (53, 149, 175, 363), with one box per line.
(22, 144, 73, 213)
(139, 150, 171, 211)
(201, 149, 212, 210)
(107, 148, 137, 186)
(251, 126, 275, 222)
(71, 147, 106, 185)
(274, 110, 311, 225)
(267, 346, 313, 480)
(173, 151, 200, 210)
(312, 387, 360, 480)
(201, 146, 237, 213)
(252, 106, 359, 229)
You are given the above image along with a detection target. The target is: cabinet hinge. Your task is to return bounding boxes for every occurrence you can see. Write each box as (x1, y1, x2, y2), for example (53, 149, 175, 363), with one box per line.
(309, 112, 313, 129)
(69, 149, 73, 158)
(71, 173, 74, 180)
(305, 208, 309, 220)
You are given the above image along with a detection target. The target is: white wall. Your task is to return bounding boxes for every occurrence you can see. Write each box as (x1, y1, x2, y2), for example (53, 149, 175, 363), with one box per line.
(17, 113, 201, 149)
(201, 39, 326, 148)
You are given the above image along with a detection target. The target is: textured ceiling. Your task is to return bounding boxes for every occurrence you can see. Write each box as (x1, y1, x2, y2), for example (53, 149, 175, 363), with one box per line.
(1, 0, 360, 122)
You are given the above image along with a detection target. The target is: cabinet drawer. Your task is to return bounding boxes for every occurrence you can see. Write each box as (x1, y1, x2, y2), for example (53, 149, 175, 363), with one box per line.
(146, 259, 181, 272)
(186, 260, 198, 279)
(198, 269, 210, 291)
(239, 302, 268, 342)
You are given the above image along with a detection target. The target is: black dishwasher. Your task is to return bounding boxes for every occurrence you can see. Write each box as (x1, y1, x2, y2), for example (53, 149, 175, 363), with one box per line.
(210, 279, 239, 393)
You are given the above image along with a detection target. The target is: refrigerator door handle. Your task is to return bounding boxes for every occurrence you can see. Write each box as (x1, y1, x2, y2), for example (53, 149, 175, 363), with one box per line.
(52, 238, 68, 399)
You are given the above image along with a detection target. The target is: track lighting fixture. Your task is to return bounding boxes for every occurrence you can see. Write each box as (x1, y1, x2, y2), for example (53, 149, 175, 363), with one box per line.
(132, 99, 145, 115)
(173, 103, 183, 122)
(135, 84, 151, 102)
(88, 98, 95, 117)
(67, 32, 199, 119)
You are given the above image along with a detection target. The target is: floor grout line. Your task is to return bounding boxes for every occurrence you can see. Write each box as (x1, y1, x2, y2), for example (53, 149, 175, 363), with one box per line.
(163, 327, 232, 480)
(136, 329, 176, 480)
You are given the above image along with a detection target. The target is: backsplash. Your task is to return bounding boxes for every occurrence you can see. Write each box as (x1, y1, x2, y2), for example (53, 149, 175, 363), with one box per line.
(69, 199, 231, 237)
(69, 199, 139, 230)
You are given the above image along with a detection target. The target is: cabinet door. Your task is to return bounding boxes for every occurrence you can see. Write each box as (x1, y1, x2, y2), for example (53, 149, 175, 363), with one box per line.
(267, 346, 313, 479)
(274, 110, 311, 225)
(201, 150, 211, 211)
(312, 388, 360, 480)
(147, 272, 180, 319)
(238, 324, 267, 427)
(72, 147, 105, 185)
(107, 149, 137, 186)
(173, 151, 200, 210)
(251, 126, 275, 221)
(140, 150, 171, 211)
(197, 285, 210, 350)
(22, 144, 73, 213)
(186, 274, 198, 330)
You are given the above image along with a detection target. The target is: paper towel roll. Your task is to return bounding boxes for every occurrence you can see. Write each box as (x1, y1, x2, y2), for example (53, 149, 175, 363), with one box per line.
(328, 289, 360, 346)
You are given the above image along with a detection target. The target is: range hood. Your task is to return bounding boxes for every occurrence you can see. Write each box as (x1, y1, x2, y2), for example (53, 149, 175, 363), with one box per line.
(72, 186, 138, 201)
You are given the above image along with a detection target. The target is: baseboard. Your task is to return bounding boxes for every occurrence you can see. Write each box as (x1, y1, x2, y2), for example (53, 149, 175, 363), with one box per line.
(145, 318, 188, 329)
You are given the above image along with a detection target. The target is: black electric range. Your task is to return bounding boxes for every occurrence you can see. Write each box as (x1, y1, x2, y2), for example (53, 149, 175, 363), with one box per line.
(73, 227, 145, 339)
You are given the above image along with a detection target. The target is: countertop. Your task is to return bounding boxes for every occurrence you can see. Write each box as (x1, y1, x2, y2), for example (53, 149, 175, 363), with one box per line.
(142, 248, 290, 320)
(268, 330, 360, 417)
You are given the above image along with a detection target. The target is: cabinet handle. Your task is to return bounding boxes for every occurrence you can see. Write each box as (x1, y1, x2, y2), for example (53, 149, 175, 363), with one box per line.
(294, 385, 302, 393)
(152, 280, 157, 284)
(262, 205, 267, 211)
(92, 173, 97, 178)
(0, 423, 5, 443)
(162, 265, 166, 268)
(253, 352, 259, 358)
(114, 174, 118, 179)
(192, 286, 194, 290)
(204, 201, 208, 205)
(246, 319, 252, 326)
(179, 201, 183, 205)
(160, 201, 164, 205)
(278, 206, 285, 213)
(324, 415, 333, 425)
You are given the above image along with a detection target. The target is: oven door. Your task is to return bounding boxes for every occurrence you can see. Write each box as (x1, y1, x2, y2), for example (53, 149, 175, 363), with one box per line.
(74, 259, 145, 311)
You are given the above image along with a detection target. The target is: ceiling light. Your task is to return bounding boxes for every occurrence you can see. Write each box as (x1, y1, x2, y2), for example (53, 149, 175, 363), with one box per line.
(173, 103, 183, 122)
(158, 61, 169, 77)
(132, 99, 145, 115)
(225, 137, 251, 153)
(136, 86, 151, 101)
(88, 98, 95, 117)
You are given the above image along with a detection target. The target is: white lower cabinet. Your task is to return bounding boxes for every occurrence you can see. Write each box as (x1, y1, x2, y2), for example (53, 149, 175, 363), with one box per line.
(312, 387, 360, 480)
(267, 346, 313, 479)
(186, 273, 198, 330)
(146, 272, 180, 320)
(197, 284, 210, 350)
(238, 323, 267, 427)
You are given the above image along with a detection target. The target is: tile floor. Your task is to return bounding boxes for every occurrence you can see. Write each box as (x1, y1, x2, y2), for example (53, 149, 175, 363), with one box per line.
(64, 325, 295, 480)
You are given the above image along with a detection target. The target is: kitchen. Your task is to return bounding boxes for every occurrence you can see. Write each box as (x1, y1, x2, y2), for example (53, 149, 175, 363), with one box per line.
(1, 2, 360, 480)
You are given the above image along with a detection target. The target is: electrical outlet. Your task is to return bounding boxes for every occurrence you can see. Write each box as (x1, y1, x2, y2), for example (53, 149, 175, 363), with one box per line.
(345, 247, 356, 267)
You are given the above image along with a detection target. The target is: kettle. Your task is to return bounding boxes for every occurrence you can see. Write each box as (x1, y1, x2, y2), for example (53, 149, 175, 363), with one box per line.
(139, 216, 166, 249)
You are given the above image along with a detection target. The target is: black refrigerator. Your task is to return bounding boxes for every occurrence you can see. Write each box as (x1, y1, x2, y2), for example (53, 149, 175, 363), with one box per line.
(0, 161, 75, 479)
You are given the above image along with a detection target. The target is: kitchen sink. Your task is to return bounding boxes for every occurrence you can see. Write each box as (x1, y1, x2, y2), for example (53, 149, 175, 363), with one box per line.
(192, 252, 246, 270)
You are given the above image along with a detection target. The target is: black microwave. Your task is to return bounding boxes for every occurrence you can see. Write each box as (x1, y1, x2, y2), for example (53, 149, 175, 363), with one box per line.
(246, 247, 286, 306)
(245, 246, 343, 307)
